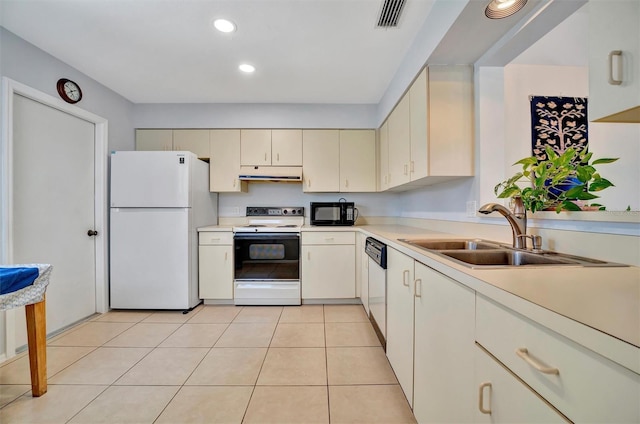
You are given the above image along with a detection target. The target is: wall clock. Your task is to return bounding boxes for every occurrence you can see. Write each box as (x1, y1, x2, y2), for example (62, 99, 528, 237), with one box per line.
(56, 78, 82, 104)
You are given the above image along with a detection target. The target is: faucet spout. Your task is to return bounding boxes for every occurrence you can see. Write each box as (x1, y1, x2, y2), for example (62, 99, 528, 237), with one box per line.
(478, 197, 527, 249)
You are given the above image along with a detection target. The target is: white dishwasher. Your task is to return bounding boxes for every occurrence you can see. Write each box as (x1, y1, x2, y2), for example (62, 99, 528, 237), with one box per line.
(366, 237, 387, 349)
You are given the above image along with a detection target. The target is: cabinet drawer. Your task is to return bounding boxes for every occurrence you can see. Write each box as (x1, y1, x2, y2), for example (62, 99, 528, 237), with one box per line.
(198, 232, 233, 245)
(302, 231, 355, 245)
(476, 295, 640, 423)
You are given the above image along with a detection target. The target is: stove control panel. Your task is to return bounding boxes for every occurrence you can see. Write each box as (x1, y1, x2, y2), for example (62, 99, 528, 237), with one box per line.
(246, 206, 304, 216)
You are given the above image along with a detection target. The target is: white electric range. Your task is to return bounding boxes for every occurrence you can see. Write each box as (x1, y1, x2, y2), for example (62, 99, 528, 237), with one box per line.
(232, 207, 304, 305)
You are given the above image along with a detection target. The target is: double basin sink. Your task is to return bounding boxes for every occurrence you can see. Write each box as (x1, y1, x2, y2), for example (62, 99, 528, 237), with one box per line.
(398, 239, 625, 268)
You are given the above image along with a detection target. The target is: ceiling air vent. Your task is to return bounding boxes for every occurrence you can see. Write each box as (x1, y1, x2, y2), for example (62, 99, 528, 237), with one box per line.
(377, 0, 406, 28)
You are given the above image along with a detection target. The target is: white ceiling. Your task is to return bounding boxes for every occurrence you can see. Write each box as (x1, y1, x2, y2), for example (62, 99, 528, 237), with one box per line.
(0, 0, 586, 106)
(0, 0, 437, 104)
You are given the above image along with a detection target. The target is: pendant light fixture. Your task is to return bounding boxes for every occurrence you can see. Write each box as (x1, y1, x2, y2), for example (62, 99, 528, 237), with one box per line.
(485, 0, 527, 19)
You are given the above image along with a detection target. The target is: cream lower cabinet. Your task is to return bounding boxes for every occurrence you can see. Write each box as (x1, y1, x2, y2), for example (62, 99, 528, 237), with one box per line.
(301, 231, 355, 299)
(198, 231, 234, 300)
(210, 130, 247, 193)
(357, 233, 369, 314)
(474, 344, 567, 423)
(413, 261, 475, 423)
(476, 294, 640, 423)
(386, 247, 415, 406)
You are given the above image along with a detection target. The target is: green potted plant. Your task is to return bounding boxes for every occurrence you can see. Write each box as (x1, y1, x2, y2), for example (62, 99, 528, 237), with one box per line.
(493, 146, 619, 213)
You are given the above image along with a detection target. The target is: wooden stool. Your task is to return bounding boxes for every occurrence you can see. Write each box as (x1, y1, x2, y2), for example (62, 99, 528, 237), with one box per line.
(0, 264, 52, 397)
(25, 297, 47, 396)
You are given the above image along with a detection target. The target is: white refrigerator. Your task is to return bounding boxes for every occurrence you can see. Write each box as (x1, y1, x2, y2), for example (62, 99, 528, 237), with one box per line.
(109, 151, 217, 310)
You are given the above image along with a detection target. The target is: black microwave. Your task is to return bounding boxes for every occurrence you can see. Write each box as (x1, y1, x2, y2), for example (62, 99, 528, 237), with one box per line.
(310, 202, 356, 226)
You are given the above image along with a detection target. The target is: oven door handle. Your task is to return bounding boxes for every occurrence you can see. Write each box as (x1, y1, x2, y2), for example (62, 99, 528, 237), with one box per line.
(234, 233, 300, 241)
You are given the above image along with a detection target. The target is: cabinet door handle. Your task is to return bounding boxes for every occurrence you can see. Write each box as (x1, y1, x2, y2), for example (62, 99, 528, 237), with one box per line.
(308, 178, 311, 188)
(404, 164, 408, 175)
(608, 50, 623, 85)
(277, 153, 280, 162)
(515, 348, 559, 375)
(307, 252, 311, 260)
(345, 179, 349, 188)
(402, 270, 410, 287)
(478, 382, 492, 415)
(414, 278, 422, 298)
(233, 179, 236, 188)
(264, 152, 268, 162)
(224, 252, 228, 261)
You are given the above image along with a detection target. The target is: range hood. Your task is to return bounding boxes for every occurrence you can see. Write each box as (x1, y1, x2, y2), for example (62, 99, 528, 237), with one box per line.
(239, 166, 303, 182)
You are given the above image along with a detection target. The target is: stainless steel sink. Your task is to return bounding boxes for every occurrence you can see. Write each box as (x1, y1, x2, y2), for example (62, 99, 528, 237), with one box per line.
(398, 239, 501, 251)
(440, 250, 578, 267)
(397, 238, 627, 268)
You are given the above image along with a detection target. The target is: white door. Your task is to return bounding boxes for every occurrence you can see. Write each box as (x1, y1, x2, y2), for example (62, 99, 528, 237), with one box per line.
(12, 94, 97, 346)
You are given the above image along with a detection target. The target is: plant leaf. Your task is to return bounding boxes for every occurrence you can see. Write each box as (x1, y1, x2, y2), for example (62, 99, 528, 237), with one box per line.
(592, 158, 619, 165)
(589, 178, 614, 191)
(573, 191, 599, 200)
(496, 186, 521, 198)
(561, 200, 582, 211)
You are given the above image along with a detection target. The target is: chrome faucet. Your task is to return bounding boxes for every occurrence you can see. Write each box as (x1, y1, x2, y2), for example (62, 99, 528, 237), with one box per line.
(478, 197, 529, 249)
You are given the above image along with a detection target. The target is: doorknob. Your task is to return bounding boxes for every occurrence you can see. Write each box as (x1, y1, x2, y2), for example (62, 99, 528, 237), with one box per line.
(87, 230, 99, 237)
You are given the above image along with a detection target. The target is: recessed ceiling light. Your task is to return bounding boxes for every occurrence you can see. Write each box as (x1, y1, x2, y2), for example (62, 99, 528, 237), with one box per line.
(239, 64, 256, 73)
(485, 0, 527, 19)
(213, 18, 236, 33)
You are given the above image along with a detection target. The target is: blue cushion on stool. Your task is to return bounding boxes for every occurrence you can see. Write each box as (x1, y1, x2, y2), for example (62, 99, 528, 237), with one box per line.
(0, 267, 39, 295)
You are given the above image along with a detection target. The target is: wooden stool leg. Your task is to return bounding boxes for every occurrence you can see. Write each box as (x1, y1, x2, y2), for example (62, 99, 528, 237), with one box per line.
(25, 298, 47, 397)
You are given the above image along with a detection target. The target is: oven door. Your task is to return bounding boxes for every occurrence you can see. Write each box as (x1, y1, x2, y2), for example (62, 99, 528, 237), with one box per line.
(233, 232, 301, 305)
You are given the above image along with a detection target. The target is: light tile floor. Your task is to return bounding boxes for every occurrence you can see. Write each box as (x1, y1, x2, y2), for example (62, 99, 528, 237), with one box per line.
(0, 304, 416, 423)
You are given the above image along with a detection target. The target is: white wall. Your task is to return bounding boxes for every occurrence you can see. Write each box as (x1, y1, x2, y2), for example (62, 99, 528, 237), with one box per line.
(0, 28, 136, 151)
(133, 102, 377, 130)
(503, 64, 640, 211)
(0, 27, 135, 358)
(218, 183, 400, 220)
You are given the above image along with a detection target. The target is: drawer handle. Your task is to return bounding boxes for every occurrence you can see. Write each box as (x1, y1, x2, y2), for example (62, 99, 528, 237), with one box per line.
(414, 278, 422, 298)
(608, 50, 623, 85)
(402, 270, 410, 287)
(478, 382, 492, 415)
(516, 348, 559, 375)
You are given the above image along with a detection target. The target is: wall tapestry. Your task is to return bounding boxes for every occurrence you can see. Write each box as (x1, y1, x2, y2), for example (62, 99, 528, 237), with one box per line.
(530, 95, 588, 161)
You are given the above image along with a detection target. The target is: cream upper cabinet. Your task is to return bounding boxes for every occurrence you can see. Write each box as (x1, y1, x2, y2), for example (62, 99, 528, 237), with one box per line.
(136, 129, 210, 159)
(173, 130, 210, 159)
(241, 129, 303, 166)
(588, 0, 640, 123)
(302, 129, 340, 192)
(339, 130, 376, 192)
(427, 65, 474, 176)
(378, 120, 390, 191)
(380, 65, 474, 191)
(413, 261, 476, 423)
(135, 129, 173, 152)
(272, 129, 302, 166)
(240, 129, 272, 166)
(210, 130, 247, 193)
(409, 68, 428, 180)
(387, 93, 411, 188)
